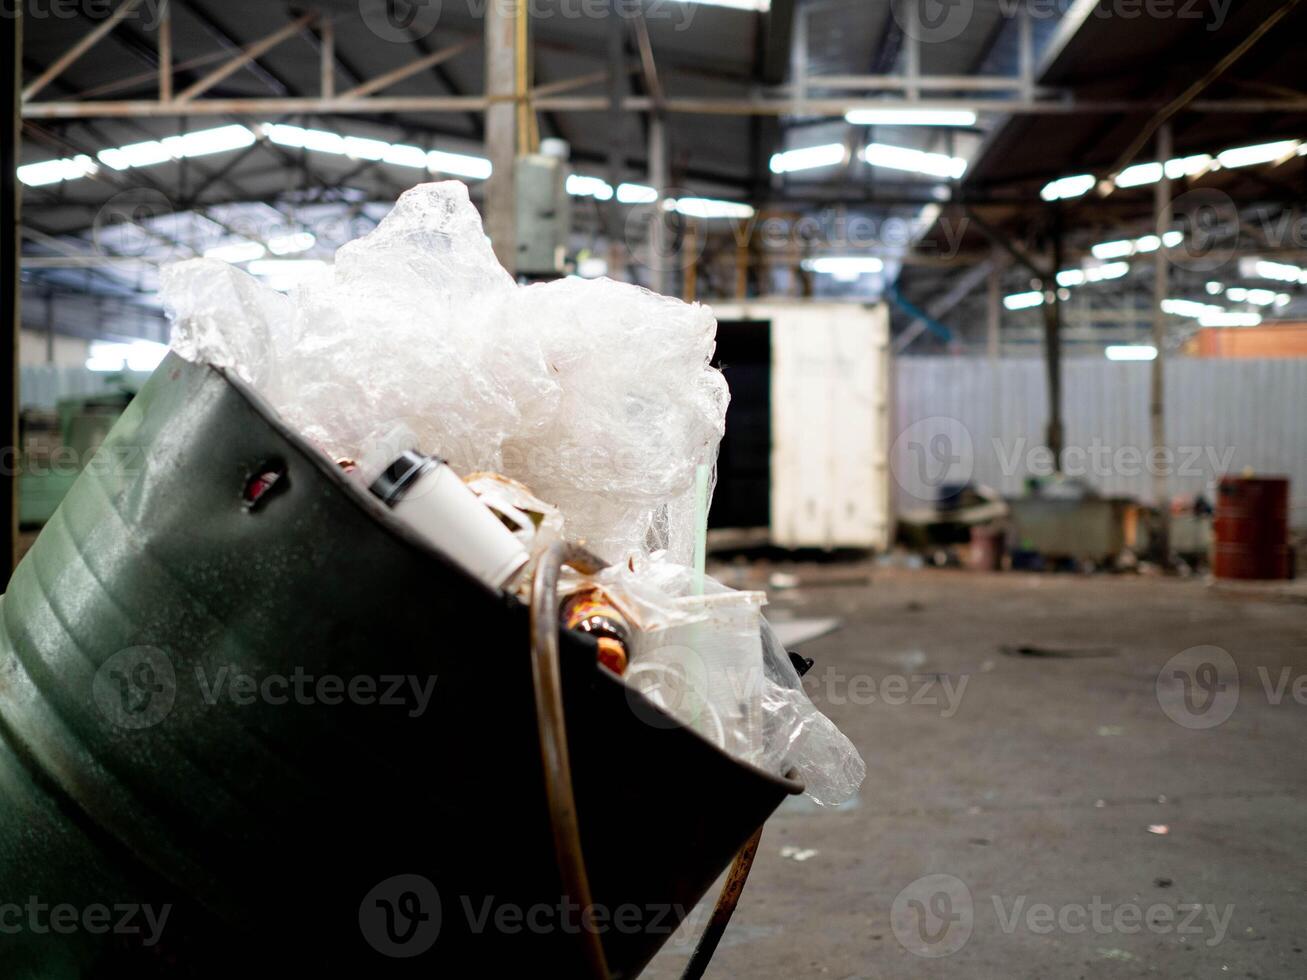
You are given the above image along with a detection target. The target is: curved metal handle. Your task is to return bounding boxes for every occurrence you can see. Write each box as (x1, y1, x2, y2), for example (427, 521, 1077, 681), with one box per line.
(679, 826, 764, 980)
(529, 542, 612, 979)
(528, 541, 766, 980)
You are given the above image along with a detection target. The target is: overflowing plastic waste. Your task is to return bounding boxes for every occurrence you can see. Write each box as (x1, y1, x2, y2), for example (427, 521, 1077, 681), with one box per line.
(165, 181, 723, 565)
(162, 180, 864, 805)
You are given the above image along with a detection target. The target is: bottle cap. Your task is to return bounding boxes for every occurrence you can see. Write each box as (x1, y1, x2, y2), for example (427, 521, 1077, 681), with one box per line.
(369, 450, 437, 506)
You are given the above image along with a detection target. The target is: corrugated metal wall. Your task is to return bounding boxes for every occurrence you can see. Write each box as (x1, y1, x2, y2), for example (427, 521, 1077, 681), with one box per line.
(893, 358, 1307, 526)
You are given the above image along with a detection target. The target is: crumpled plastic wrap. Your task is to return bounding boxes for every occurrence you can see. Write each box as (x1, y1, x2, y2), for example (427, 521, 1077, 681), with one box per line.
(162, 181, 724, 565)
(578, 559, 865, 806)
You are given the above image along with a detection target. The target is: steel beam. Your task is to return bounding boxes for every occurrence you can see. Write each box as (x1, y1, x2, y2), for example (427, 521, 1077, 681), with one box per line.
(895, 259, 994, 353)
(22, 0, 145, 101)
(319, 15, 334, 99)
(23, 95, 1307, 120)
(158, 0, 172, 101)
(176, 0, 296, 97)
(338, 38, 477, 100)
(175, 11, 318, 103)
(803, 75, 1037, 92)
(484, 0, 519, 271)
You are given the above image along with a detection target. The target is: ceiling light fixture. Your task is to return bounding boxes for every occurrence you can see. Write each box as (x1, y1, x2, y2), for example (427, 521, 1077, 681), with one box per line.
(845, 109, 976, 127)
(862, 143, 966, 180)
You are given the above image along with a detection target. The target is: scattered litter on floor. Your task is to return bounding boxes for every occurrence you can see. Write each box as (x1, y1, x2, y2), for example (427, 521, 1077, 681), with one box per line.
(1148, 824, 1170, 835)
(771, 617, 842, 648)
(779, 846, 819, 862)
(890, 650, 928, 671)
(768, 572, 800, 590)
(1001, 643, 1120, 658)
(1098, 948, 1135, 962)
(1155, 877, 1173, 888)
(1097, 725, 1125, 736)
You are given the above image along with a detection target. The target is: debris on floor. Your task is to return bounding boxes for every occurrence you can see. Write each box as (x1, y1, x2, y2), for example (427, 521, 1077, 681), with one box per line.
(1000, 643, 1120, 659)
(779, 846, 819, 862)
(1097, 948, 1136, 962)
(769, 617, 842, 648)
(768, 572, 800, 590)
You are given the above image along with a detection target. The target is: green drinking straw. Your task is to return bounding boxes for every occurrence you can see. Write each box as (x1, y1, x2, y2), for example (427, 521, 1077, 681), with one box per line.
(693, 463, 709, 597)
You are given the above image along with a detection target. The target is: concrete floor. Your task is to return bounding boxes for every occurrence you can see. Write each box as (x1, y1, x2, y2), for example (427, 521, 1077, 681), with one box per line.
(644, 568, 1307, 980)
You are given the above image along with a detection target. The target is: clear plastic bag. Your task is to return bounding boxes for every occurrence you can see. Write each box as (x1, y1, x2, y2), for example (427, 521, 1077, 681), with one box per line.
(583, 559, 865, 806)
(758, 616, 865, 806)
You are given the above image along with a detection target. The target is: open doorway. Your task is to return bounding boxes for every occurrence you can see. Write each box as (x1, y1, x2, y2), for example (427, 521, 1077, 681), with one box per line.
(710, 319, 771, 530)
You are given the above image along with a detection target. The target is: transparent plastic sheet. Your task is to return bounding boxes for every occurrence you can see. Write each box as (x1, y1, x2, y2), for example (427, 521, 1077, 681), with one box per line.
(759, 617, 866, 806)
(162, 181, 725, 566)
(581, 560, 865, 806)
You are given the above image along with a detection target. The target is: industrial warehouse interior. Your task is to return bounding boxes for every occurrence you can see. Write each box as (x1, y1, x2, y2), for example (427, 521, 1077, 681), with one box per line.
(3, 0, 1306, 977)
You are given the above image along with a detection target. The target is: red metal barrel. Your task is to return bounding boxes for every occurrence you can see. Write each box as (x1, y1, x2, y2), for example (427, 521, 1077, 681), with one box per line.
(1213, 477, 1291, 580)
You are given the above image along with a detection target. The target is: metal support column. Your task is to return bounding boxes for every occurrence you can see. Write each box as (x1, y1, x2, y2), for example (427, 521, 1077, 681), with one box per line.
(986, 253, 1001, 361)
(484, 0, 520, 272)
(158, 0, 173, 102)
(1018, 7, 1033, 103)
(605, 1, 626, 278)
(2, 8, 19, 579)
(1041, 213, 1064, 471)
(904, 0, 921, 101)
(44, 289, 55, 364)
(1151, 123, 1173, 567)
(648, 112, 671, 295)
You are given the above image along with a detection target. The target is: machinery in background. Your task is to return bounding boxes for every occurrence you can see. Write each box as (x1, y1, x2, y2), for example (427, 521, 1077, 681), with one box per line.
(515, 140, 572, 279)
(19, 384, 136, 528)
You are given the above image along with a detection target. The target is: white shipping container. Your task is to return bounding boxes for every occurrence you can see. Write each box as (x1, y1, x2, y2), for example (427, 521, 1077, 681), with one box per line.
(708, 301, 892, 551)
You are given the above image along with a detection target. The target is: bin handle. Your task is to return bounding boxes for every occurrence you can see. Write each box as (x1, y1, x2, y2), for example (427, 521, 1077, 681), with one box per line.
(529, 542, 764, 980)
(530, 542, 611, 979)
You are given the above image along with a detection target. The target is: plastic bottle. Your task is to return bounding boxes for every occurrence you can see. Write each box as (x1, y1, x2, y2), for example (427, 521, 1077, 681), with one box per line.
(368, 450, 530, 590)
